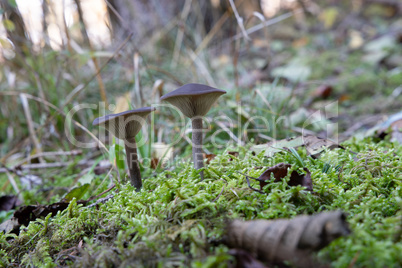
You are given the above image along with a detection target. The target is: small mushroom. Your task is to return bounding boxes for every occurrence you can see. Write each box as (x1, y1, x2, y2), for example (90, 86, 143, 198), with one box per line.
(93, 107, 155, 191)
(160, 83, 226, 180)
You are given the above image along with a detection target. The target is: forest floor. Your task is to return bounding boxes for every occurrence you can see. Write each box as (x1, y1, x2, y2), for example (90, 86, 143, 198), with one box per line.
(0, 1, 401, 267)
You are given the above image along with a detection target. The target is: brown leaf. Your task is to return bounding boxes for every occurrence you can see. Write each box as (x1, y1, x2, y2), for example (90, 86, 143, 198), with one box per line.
(150, 158, 160, 169)
(225, 211, 350, 267)
(311, 85, 332, 99)
(4, 200, 88, 234)
(241, 163, 313, 193)
(303, 135, 344, 158)
(203, 153, 217, 165)
(228, 151, 239, 161)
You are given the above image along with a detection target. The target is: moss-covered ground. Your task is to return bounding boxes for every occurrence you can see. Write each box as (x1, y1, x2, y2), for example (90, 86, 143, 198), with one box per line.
(1, 0, 402, 267)
(1, 138, 401, 267)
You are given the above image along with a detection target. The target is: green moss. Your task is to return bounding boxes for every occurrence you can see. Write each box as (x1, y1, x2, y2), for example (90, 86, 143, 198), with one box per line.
(1, 138, 401, 267)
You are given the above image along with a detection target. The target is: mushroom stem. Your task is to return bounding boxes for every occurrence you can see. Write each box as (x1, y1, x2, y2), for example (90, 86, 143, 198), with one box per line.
(191, 117, 204, 180)
(125, 137, 142, 191)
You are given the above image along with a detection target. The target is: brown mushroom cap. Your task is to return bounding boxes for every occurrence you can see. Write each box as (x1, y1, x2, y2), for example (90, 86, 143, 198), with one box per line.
(160, 83, 226, 118)
(93, 107, 155, 140)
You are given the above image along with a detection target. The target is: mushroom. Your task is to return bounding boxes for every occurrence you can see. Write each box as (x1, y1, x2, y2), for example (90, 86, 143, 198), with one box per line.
(160, 83, 226, 180)
(93, 107, 155, 191)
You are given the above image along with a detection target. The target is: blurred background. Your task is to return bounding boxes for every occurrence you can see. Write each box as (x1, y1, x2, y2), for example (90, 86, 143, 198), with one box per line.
(0, 0, 401, 194)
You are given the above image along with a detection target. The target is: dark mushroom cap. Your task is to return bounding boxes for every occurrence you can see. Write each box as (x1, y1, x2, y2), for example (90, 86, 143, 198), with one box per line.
(160, 83, 226, 118)
(93, 107, 155, 139)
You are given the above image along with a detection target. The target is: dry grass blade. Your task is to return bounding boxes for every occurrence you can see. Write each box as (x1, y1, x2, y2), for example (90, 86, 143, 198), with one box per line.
(5, 170, 20, 193)
(19, 94, 44, 163)
(0, 158, 102, 173)
(133, 52, 143, 106)
(232, 11, 295, 41)
(147, 65, 184, 85)
(14, 150, 82, 167)
(255, 88, 273, 112)
(215, 121, 243, 146)
(171, 0, 193, 68)
(187, 49, 216, 87)
(195, 11, 230, 55)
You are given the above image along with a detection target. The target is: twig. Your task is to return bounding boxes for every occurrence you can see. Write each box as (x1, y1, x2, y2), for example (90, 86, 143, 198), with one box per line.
(228, 0, 250, 41)
(19, 94, 44, 163)
(232, 11, 295, 41)
(85, 194, 115, 209)
(87, 184, 116, 203)
(236, 171, 265, 194)
(0, 159, 96, 173)
(212, 186, 225, 202)
(14, 150, 82, 167)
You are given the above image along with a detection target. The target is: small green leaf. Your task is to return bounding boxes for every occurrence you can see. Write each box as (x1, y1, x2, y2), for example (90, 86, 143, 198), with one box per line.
(109, 143, 125, 170)
(64, 184, 90, 202)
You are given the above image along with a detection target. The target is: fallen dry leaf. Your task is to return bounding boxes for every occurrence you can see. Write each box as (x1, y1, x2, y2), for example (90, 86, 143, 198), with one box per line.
(303, 135, 344, 158)
(311, 85, 332, 99)
(225, 211, 350, 267)
(203, 153, 217, 165)
(240, 163, 313, 193)
(150, 158, 160, 169)
(251, 135, 344, 158)
(1, 200, 87, 234)
(228, 151, 239, 161)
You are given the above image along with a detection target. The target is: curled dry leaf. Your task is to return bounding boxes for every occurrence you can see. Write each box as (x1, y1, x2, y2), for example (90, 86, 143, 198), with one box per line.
(241, 163, 313, 193)
(224, 211, 350, 268)
(1, 200, 88, 234)
(203, 151, 239, 165)
(228, 151, 240, 161)
(203, 153, 217, 165)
